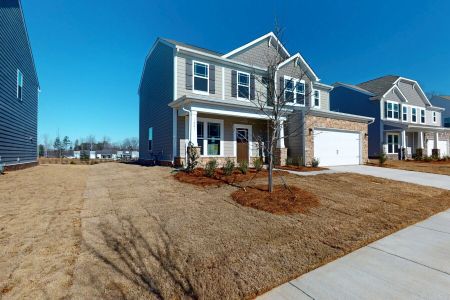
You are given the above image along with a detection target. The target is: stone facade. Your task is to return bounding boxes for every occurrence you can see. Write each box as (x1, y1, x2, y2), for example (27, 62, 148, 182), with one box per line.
(175, 156, 261, 168)
(304, 115, 369, 166)
(274, 148, 287, 166)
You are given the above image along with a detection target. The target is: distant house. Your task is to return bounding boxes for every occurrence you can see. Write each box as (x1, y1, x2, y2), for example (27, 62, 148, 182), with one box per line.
(430, 95, 450, 128)
(95, 150, 116, 159)
(0, 0, 39, 170)
(117, 150, 139, 160)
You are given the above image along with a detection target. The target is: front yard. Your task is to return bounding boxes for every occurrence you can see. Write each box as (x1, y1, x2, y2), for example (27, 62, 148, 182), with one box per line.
(1, 163, 450, 299)
(369, 159, 450, 176)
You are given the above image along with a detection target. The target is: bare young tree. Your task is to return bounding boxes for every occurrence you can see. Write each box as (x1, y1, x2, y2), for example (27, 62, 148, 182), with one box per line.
(248, 25, 313, 192)
(42, 134, 50, 157)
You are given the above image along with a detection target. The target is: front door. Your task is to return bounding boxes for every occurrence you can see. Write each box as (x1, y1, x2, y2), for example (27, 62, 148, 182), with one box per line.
(236, 128, 249, 164)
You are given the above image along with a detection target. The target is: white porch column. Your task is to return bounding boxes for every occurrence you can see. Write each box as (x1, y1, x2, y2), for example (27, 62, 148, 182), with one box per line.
(401, 130, 406, 148)
(434, 132, 439, 149)
(189, 110, 198, 146)
(419, 131, 424, 149)
(277, 120, 285, 148)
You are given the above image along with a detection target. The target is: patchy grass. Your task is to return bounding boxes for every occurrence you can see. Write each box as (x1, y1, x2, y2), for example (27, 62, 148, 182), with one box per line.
(368, 159, 450, 176)
(1, 164, 449, 299)
(276, 165, 328, 172)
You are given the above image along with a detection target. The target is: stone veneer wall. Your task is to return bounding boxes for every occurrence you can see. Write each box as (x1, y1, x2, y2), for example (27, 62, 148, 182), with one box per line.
(304, 115, 369, 165)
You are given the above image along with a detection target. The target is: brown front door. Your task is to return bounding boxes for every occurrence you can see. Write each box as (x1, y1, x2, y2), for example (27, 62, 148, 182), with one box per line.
(236, 128, 249, 164)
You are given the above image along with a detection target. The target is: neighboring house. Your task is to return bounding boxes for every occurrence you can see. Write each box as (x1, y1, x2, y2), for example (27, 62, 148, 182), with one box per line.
(116, 150, 139, 160)
(139, 32, 373, 167)
(430, 95, 450, 128)
(332, 76, 450, 159)
(0, 0, 39, 170)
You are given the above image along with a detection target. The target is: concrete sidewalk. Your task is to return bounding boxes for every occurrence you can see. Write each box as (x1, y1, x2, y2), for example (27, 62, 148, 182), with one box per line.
(258, 210, 450, 300)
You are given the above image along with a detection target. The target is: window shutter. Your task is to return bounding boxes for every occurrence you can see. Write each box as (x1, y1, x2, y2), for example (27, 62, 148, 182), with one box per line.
(384, 102, 387, 118)
(209, 64, 215, 94)
(250, 74, 255, 100)
(231, 70, 237, 97)
(186, 59, 192, 90)
(279, 77, 284, 102)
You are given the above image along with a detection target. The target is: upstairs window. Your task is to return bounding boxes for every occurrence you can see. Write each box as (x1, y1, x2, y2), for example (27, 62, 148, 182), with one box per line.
(193, 61, 208, 93)
(284, 78, 295, 103)
(411, 107, 417, 123)
(420, 109, 426, 124)
(432, 111, 437, 123)
(237, 71, 250, 99)
(402, 106, 408, 121)
(148, 127, 153, 151)
(17, 69, 23, 100)
(313, 90, 320, 107)
(386, 101, 399, 119)
(296, 81, 305, 105)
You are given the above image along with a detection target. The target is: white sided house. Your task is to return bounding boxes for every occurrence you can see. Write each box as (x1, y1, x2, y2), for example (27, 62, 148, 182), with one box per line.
(138, 33, 373, 167)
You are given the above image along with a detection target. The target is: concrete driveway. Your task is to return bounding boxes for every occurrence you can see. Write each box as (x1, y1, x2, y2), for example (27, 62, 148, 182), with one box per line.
(258, 209, 450, 300)
(328, 165, 450, 190)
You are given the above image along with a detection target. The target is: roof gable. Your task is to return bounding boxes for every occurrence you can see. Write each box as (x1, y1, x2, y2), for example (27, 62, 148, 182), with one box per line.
(356, 75, 400, 99)
(277, 53, 319, 82)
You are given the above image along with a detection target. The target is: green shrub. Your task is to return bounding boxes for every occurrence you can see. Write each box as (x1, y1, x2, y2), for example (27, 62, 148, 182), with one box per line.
(204, 159, 218, 177)
(253, 157, 263, 172)
(311, 157, 320, 167)
(222, 158, 235, 176)
(423, 155, 432, 162)
(379, 152, 387, 166)
(186, 141, 200, 173)
(294, 155, 304, 166)
(237, 160, 248, 174)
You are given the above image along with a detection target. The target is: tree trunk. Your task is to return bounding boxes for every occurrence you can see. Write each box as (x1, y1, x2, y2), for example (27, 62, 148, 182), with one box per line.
(268, 150, 273, 193)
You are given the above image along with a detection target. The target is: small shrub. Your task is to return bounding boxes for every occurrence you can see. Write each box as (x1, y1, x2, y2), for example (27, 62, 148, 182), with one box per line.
(186, 142, 200, 173)
(423, 155, 432, 162)
(204, 159, 218, 177)
(237, 160, 248, 174)
(70, 160, 76, 165)
(311, 157, 320, 167)
(222, 158, 235, 176)
(294, 155, 304, 167)
(379, 152, 387, 166)
(285, 157, 294, 166)
(253, 157, 263, 172)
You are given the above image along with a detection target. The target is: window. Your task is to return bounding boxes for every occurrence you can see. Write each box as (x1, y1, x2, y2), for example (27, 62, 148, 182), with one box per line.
(313, 90, 320, 107)
(17, 69, 23, 100)
(387, 133, 399, 154)
(193, 61, 208, 93)
(420, 109, 426, 124)
(284, 78, 295, 103)
(402, 106, 408, 121)
(196, 119, 222, 156)
(296, 81, 305, 105)
(386, 101, 399, 119)
(237, 71, 250, 99)
(432, 111, 437, 123)
(148, 127, 153, 151)
(411, 107, 417, 123)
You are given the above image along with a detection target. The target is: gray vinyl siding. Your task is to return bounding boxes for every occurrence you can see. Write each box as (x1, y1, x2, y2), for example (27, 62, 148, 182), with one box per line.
(384, 89, 403, 103)
(397, 81, 426, 107)
(313, 85, 330, 111)
(277, 59, 313, 107)
(139, 42, 174, 161)
(0, 0, 39, 166)
(227, 39, 288, 69)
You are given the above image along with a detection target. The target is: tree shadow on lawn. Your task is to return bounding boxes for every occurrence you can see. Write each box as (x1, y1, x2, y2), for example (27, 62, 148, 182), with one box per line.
(83, 216, 198, 299)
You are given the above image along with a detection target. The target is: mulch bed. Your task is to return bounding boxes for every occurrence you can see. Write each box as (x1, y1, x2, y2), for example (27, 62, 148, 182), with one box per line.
(173, 168, 288, 187)
(231, 184, 320, 215)
(277, 165, 328, 172)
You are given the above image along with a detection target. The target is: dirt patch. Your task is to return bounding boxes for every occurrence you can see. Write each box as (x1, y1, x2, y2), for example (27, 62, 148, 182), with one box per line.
(231, 184, 320, 214)
(277, 165, 327, 172)
(368, 159, 450, 176)
(173, 168, 288, 187)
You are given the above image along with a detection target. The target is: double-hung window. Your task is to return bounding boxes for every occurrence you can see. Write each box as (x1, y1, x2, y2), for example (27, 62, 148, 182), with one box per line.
(197, 122, 204, 155)
(411, 107, 417, 123)
(296, 81, 305, 105)
(402, 106, 408, 121)
(193, 61, 208, 93)
(237, 71, 250, 99)
(284, 78, 295, 103)
(17, 69, 23, 100)
(148, 127, 153, 151)
(313, 90, 320, 107)
(386, 101, 399, 119)
(196, 119, 222, 156)
(420, 109, 426, 124)
(387, 133, 399, 154)
(432, 111, 437, 123)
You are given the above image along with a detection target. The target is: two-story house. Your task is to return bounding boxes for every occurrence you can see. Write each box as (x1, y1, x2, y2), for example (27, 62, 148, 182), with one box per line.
(430, 95, 450, 128)
(139, 33, 373, 167)
(0, 0, 39, 170)
(332, 76, 449, 159)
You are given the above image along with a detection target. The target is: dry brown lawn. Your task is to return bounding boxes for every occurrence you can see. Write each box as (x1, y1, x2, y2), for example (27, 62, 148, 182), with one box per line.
(1, 163, 450, 299)
(369, 159, 450, 176)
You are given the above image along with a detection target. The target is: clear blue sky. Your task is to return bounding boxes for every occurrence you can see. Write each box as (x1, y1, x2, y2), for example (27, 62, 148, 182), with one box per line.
(22, 0, 450, 144)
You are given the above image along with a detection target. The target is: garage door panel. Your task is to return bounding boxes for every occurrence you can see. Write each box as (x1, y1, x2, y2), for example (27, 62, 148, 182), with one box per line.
(314, 130, 360, 166)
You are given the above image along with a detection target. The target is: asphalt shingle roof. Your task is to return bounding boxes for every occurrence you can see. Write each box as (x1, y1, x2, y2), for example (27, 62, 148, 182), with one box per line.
(161, 38, 223, 57)
(356, 75, 400, 99)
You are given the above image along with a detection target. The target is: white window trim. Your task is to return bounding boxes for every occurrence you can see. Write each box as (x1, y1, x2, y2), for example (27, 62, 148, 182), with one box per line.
(432, 111, 437, 123)
(284, 75, 305, 106)
(236, 71, 250, 100)
(387, 133, 400, 154)
(313, 89, 320, 108)
(385, 100, 400, 120)
(402, 105, 408, 122)
(192, 60, 209, 95)
(420, 108, 426, 124)
(233, 124, 253, 162)
(197, 117, 224, 157)
(17, 69, 23, 101)
(411, 107, 418, 123)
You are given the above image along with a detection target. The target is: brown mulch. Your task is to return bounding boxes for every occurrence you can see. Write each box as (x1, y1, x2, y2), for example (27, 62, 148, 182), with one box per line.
(231, 184, 320, 214)
(173, 168, 288, 187)
(277, 165, 328, 172)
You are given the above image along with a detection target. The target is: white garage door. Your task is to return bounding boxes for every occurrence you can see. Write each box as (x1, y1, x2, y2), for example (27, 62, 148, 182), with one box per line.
(314, 129, 360, 166)
(427, 140, 449, 157)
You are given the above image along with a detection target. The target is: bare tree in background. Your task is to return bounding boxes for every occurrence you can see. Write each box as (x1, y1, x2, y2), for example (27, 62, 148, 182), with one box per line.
(42, 134, 50, 157)
(130, 137, 139, 151)
(86, 135, 96, 151)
